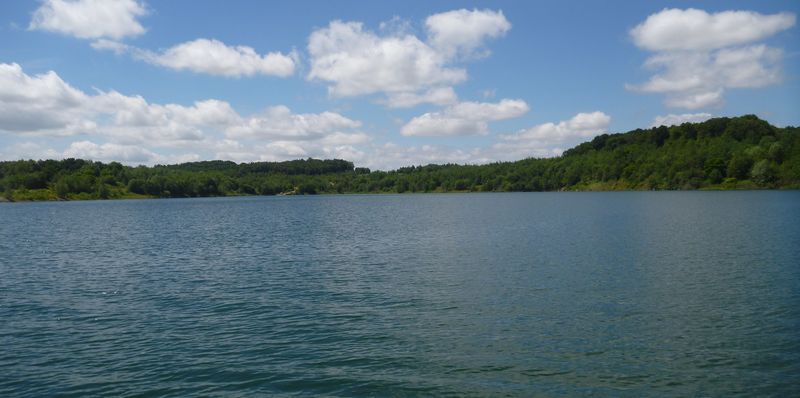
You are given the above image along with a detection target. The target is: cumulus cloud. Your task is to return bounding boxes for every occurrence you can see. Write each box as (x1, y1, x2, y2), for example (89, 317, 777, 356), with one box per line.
(358, 143, 483, 170)
(0, 63, 609, 168)
(29, 0, 147, 40)
(357, 140, 570, 169)
(133, 39, 297, 78)
(630, 44, 784, 109)
(426, 9, 511, 58)
(629, 8, 796, 109)
(0, 65, 239, 144)
(307, 9, 510, 106)
(501, 111, 610, 142)
(308, 20, 466, 97)
(362, 111, 611, 169)
(631, 8, 796, 51)
(380, 87, 458, 108)
(91, 94, 241, 144)
(39, 2, 297, 79)
(496, 112, 611, 157)
(62, 141, 200, 164)
(211, 132, 374, 164)
(0, 63, 93, 135)
(225, 105, 362, 140)
(0, 63, 367, 164)
(90, 38, 130, 54)
(400, 99, 529, 137)
(651, 113, 713, 127)
(318, 131, 371, 146)
(0, 140, 198, 165)
(212, 132, 370, 164)
(0, 142, 61, 161)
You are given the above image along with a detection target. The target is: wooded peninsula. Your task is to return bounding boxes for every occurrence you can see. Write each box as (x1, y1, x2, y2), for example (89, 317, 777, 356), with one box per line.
(1, 115, 798, 201)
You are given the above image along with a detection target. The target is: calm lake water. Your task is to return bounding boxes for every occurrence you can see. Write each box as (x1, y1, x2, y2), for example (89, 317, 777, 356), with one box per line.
(1, 192, 799, 397)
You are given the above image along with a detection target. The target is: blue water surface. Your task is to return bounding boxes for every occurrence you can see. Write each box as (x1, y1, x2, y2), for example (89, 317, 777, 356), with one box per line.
(1, 192, 799, 397)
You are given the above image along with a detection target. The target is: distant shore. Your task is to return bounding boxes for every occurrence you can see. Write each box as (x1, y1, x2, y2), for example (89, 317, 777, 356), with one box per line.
(2, 116, 798, 201)
(3, 185, 797, 203)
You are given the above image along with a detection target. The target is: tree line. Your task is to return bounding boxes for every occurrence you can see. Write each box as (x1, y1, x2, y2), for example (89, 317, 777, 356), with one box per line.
(1, 115, 798, 201)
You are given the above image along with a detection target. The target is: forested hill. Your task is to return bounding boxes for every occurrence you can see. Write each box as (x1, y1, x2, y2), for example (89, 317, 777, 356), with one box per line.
(1, 115, 798, 201)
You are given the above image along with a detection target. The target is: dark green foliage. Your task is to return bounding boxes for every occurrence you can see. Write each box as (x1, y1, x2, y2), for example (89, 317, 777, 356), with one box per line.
(728, 155, 753, 180)
(751, 159, 778, 186)
(0, 116, 798, 201)
(158, 158, 354, 175)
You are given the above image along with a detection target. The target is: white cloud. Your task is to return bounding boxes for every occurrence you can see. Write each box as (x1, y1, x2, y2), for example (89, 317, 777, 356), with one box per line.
(0, 63, 366, 164)
(308, 20, 466, 98)
(360, 114, 612, 166)
(631, 8, 795, 52)
(380, 87, 458, 108)
(319, 132, 371, 146)
(359, 143, 483, 170)
(0, 142, 60, 161)
(497, 112, 611, 157)
(714, 45, 784, 88)
(0, 140, 198, 165)
(90, 93, 241, 144)
(426, 9, 511, 58)
(213, 132, 370, 164)
(0, 63, 93, 135)
(400, 99, 529, 137)
(29, 0, 147, 40)
(665, 90, 724, 110)
(357, 140, 576, 169)
(133, 39, 297, 78)
(629, 8, 795, 109)
(64, 141, 162, 163)
(651, 113, 713, 127)
(225, 105, 361, 140)
(630, 44, 784, 109)
(32, 2, 297, 79)
(307, 10, 509, 106)
(502, 111, 610, 142)
(90, 38, 130, 54)
(0, 62, 611, 168)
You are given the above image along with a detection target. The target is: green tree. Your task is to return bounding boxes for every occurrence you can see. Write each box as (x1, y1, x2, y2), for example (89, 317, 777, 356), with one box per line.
(54, 178, 70, 198)
(704, 157, 726, 183)
(727, 155, 753, 180)
(96, 183, 110, 199)
(127, 178, 146, 194)
(751, 159, 777, 186)
(2, 185, 13, 201)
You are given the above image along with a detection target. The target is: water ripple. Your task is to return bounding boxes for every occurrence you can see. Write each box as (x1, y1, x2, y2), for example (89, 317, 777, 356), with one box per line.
(1, 192, 799, 397)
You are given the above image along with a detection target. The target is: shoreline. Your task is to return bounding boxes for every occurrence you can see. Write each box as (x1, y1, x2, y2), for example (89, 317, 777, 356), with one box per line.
(2, 186, 796, 203)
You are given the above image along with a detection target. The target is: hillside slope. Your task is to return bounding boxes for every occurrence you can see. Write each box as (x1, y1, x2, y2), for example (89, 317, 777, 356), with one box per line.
(1, 115, 798, 200)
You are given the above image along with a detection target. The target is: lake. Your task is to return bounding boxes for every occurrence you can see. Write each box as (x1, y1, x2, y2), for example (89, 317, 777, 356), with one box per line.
(1, 192, 799, 397)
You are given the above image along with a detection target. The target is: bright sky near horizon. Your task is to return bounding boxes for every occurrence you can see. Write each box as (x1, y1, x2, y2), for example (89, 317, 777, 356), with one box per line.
(1, 0, 798, 169)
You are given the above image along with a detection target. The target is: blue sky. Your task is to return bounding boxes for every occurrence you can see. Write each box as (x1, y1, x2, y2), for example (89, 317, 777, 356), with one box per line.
(0, 0, 798, 169)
